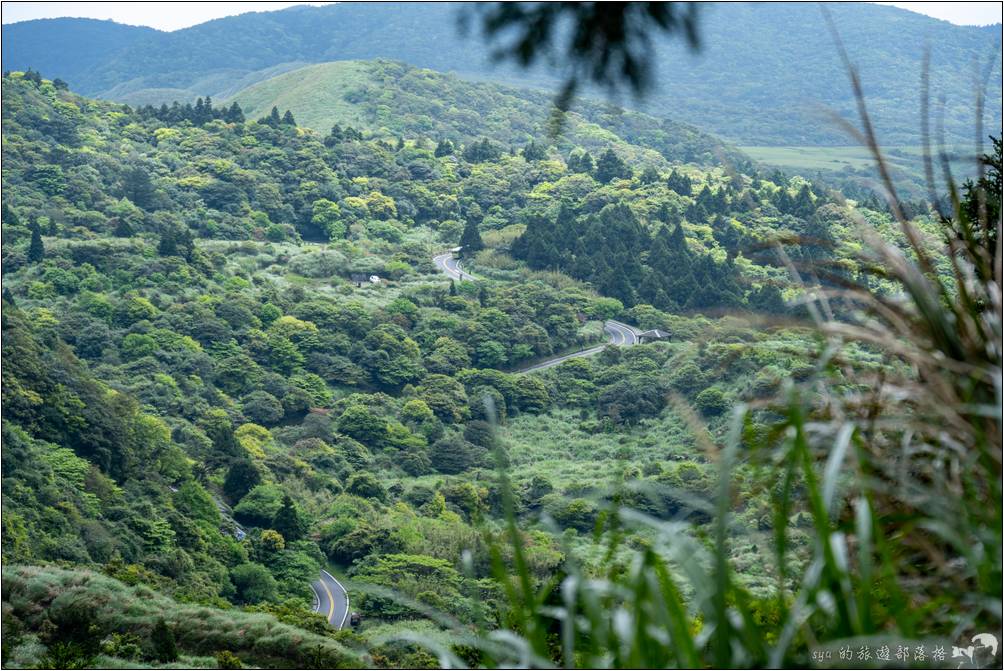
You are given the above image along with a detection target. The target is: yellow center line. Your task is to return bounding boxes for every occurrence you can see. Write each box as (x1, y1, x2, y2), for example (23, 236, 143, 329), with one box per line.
(321, 575, 336, 621)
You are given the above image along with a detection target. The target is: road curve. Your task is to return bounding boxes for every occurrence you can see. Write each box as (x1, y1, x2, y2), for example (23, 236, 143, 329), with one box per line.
(432, 252, 641, 372)
(432, 252, 476, 281)
(311, 569, 350, 629)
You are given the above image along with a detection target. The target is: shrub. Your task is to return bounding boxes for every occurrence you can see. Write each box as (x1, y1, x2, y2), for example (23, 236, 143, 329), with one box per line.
(695, 386, 729, 416)
(230, 562, 277, 604)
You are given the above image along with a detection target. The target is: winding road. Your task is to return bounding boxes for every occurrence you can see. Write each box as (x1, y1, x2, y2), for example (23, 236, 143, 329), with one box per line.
(310, 254, 642, 626)
(310, 569, 350, 629)
(432, 252, 477, 281)
(432, 251, 641, 373)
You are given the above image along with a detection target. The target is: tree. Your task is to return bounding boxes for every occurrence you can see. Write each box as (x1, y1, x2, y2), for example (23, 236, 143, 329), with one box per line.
(462, 138, 501, 163)
(1, 203, 20, 227)
(225, 102, 245, 123)
(230, 562, 278, 604)
(959, 135, 1002, 277)
(242, 391, 284, 425)
(521, 140, 548, 161)
(27, 219, 44, 263)
(459, 218, 484, 256)
(695, 386, 730, 416)
(337, 405, 388, 447)
(123, 165, 155, 209)
(418, 374, 470, 423)
(201, 408, 241, 464)
(595, 149, 632, 183)
(223, 459, 261, 503)
(568, 149, 594, 174)
(272, 494, 308, 541)
(346, 472, 387, 501)
(113, 217, 134, 237)
(151, 619, 178, 663)
(264, 106, 282, 127)
(639, 165, 661, 184)
(430, 435, 481, 474)
(216, 651, 243, 669)
(666, 169, 693, 196)
(434, 139, 455, 157)
(258, 529, 286, 555)
(282, 110, 296, 126)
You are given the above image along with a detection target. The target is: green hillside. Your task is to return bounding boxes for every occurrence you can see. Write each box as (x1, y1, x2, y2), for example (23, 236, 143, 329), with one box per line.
(1, 59, 999, 670)
(226, 60, 739, 169)
(3, 2, 1000, 146)
(227, 61, 374, 134)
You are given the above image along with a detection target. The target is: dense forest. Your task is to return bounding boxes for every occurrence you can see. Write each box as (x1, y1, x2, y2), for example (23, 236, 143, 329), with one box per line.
(1, 49, 999, 671)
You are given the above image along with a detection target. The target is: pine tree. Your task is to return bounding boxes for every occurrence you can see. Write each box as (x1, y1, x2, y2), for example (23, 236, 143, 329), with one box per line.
(595, 149, 631, 183)
(2, 203, 20, 227)
(281, 110, 296, 126)
(27, 219, 44, 263)
(273, 494, 307, 541)
(666, 169, 693, 196)
(267, 106, 282, 127)
(459, 218, 484, 256)
(225, 102, 245, 123)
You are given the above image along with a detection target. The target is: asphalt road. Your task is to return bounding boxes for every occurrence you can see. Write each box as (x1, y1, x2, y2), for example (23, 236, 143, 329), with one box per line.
(311, 569, 350, 629)
(432, 252, 476, 281)
(432, 252, 641, 372)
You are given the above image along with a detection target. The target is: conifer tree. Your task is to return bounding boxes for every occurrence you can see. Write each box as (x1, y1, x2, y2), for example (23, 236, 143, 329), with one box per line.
(459, 218, 484, 256)
(2, 203, 20, 227)
(267, 106, 282, 127)
(27, 219, 44, 263)
(281, 109, 296, 126)
(666, 169, 693, 196)
(595, 149, 631, 183)
(225, 102, 245, 123)
(273, 494, 307, 541)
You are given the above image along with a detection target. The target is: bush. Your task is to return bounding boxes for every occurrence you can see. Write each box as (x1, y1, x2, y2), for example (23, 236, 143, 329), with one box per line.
(241, 391, 284, 425)
(230, 562, 278, 604)
(346, 472, 386, 501)
(695, 386, 729, 416)
(233, 484, 284, 527)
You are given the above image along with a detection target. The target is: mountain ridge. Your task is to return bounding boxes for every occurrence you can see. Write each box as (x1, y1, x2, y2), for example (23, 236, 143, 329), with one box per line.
(3, 2, 1000, 146)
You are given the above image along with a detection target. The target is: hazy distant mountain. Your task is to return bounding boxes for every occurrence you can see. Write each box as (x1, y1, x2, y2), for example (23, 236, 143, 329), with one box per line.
(3, 2, 1000, 145)
(0, 17, 158, 86)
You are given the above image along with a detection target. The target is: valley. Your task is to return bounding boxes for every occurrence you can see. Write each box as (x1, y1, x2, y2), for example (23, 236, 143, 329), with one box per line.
(0, 4, 1000, 670)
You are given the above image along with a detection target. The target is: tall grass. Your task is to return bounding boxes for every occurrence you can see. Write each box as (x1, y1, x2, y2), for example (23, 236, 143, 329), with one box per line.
(404, 34, 1002, 670)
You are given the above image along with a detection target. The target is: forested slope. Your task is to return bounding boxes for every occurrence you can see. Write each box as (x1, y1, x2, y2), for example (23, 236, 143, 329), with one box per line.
(0, 67, 947, 668)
